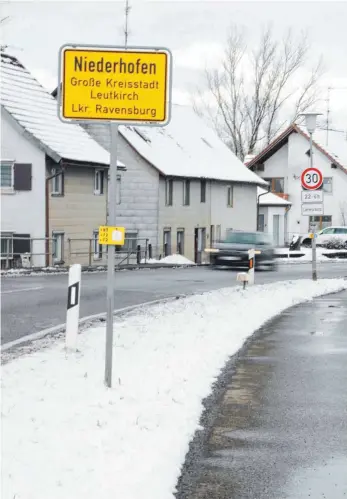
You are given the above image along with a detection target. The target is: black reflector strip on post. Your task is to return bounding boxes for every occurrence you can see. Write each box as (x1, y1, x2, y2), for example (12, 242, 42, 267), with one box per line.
(67, 282, 80, 310)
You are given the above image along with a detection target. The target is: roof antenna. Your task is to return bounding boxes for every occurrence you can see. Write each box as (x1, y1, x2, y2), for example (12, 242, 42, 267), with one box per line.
(326, 87, 331, 146)
(124, 0, 131, 48)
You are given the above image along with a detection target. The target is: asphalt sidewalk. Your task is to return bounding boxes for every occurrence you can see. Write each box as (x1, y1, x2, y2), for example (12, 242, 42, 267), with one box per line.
(176, 289, 347, 499)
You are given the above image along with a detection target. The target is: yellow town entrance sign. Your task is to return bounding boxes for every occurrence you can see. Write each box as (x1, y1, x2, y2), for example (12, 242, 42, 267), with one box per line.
(58, 45, 172, 124)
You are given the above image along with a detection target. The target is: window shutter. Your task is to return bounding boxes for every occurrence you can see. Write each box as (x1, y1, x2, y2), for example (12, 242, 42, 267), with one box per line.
(14, 163, 32, 191)
(61, 172, 65, 196)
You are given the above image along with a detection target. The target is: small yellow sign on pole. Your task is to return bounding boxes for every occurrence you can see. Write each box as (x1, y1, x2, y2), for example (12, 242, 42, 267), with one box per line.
(59, 45, 172, 124)
(98, 226, 125, 246)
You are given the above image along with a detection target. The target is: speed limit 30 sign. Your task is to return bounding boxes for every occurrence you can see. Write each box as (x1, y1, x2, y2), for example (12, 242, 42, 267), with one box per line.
(301, 167, 323, 190)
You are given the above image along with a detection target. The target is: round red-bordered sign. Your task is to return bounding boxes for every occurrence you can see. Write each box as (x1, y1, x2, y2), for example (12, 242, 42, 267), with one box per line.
(301, 167, 323, 190)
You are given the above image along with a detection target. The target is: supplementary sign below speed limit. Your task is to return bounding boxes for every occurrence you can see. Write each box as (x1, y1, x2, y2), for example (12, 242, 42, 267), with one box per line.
(301, 190, 323, 203)
(301, 167, 323, 190)
(58, 44, 172, 124)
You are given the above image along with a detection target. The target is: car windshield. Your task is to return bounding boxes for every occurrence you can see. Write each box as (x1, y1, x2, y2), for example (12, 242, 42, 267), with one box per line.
(224, 232, 272, 245)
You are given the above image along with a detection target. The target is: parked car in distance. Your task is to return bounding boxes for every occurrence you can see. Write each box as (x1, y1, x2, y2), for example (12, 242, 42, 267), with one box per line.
(301, 226, 347, 249)
(205, 230, 277, 270)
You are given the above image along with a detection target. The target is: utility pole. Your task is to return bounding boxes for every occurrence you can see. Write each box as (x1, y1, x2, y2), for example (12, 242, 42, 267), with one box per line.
(325, 86, 347, 145)
(124, 0, 131, 48)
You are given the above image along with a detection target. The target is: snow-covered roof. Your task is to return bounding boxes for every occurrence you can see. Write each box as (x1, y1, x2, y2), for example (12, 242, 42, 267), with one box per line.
(0, 52, 110, 166)
(258, 188, 291, 206)
(119, 105, 267, 185)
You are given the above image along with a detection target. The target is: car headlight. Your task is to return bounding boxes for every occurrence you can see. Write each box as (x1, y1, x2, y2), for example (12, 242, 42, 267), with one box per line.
(205, 248, 220, 253)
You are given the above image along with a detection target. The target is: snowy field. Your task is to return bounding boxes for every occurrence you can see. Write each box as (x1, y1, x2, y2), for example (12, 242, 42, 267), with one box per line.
(2, 279, 347, 499)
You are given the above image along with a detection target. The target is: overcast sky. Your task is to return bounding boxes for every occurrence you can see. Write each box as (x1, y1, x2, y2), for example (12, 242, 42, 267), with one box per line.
(2, 0, 347, 129)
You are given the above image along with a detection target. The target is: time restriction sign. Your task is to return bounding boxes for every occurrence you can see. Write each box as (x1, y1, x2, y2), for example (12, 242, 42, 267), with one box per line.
(301, 167, 323, 190)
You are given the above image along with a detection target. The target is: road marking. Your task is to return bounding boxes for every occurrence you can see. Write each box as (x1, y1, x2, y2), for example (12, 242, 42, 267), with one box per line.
(1, 286, 44, 295)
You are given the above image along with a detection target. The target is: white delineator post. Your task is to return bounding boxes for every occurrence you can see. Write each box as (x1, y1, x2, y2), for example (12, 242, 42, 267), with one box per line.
(248, 249, 255, 285)
(65, 263, 82, 350)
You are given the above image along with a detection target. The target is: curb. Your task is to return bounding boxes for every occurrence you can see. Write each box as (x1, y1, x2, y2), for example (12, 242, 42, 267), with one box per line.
(0, 263, 197, 277)
(1, 295, 187, 354)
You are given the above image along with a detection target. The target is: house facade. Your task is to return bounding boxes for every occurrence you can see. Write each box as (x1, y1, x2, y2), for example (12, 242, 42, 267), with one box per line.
(1, 108, 46, 267)
(247, 124, 347, 244)
(257, 188, 291, 247)
(83, 104, 267, 263)
(1, 52, 110, 268)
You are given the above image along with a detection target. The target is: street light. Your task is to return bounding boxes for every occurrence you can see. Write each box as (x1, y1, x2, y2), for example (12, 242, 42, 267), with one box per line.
(299, 112, 322, 281)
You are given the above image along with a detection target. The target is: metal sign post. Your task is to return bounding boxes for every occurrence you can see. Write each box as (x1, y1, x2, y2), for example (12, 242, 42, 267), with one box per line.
(105, 123, 118, 388)
(300, 142, 323, 281)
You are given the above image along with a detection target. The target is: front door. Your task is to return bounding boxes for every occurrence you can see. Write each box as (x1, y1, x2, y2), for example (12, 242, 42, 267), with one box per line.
(163, 229, 171, 257)
(194, 228, 199, 263)
(258, 214, 265, 232)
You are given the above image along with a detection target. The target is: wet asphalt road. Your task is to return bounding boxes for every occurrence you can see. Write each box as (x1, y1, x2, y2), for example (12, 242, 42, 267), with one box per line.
(1, 261, 347, 345)
(176, 290, 347, 499)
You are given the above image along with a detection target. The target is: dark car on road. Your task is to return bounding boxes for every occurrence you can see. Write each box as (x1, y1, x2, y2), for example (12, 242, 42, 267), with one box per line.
(205, 230, 277, 270)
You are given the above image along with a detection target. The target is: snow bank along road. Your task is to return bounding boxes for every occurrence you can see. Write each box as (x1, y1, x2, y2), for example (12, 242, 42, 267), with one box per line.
(2, 280, 347, 499)
(1, 261, 347, 345)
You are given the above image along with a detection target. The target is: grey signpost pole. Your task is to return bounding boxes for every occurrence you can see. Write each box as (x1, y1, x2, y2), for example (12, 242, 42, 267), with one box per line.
(105, 123, 119, 388)
(309, 131, 318, 282)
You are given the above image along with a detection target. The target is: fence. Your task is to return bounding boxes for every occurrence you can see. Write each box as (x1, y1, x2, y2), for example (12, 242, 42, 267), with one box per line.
(0, 235, 152, 269)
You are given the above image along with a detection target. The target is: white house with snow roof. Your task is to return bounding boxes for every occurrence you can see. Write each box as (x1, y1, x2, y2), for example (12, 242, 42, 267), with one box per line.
(79, 104, 267, 263)
(0, 52, 112, 268)
(257, 188, 291, 247)
(247, 123, 347, 244)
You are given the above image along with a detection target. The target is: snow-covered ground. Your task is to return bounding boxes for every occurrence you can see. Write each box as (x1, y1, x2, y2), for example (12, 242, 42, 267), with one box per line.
(1, 255, 195, 277)
(2, 279, 347, 499)
(276, 247, 347, 263)
(141, 254, 195, 265)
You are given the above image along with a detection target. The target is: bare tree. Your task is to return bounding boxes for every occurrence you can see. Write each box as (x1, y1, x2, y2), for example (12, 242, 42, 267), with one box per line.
(193, 25, 324, 160)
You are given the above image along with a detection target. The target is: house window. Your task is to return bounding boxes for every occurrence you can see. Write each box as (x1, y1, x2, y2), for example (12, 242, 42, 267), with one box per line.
(227, 185, 234, 207)
(94, 169, 104, 195)
(116, 174, 121, 204)
(51, 168, 64, 196)
(323, 177, 332, 194)
(0, 232, 14, 259)
(165, 179, 173, 206)
(200, 179, 206, 203)
(93, 230, 102, 260)
(163, 229, 171, 256)
(264, 177, 284, 193)
(183, 180, 190, 206)
(124, 231, 138, 252)
(1, 162, 32, 191)
(177, 229, 185, 255)
(0, 161, 14, 189)
(309, 215, 332, 231)
(52, 232, 64, 263)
